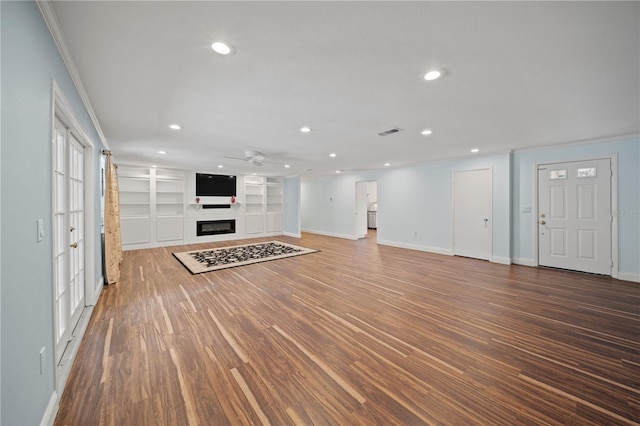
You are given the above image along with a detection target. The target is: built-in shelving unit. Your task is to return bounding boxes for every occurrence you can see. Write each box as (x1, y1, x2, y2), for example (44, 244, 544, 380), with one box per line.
(118, 166, 151, 246)
(119, 169, 285, 249)
(154, 168, 185, 243)
(118, 166, 184, 249)
(266, 177, 283, 232)
(243, 176, 283, 235)
(244, 175, 265, 234)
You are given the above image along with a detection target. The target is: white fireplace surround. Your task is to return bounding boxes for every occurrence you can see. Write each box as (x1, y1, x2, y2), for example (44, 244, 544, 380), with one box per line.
(118, 167, 284, 250)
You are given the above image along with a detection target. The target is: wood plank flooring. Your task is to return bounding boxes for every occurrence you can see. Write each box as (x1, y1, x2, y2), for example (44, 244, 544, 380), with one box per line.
(55, 232, 640, 425)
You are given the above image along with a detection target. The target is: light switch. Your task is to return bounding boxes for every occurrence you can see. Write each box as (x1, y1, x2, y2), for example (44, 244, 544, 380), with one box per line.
(37, 219, 44, 242)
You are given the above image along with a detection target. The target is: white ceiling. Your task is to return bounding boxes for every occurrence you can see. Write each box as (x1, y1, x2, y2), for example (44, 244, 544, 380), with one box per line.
(51, 1, 639, 177)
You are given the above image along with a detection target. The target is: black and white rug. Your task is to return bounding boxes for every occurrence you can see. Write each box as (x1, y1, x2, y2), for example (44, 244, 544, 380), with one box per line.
(173, 241, 319, 274)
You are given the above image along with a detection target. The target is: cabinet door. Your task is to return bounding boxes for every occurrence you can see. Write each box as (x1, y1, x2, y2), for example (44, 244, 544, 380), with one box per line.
(246, 214, 264, 234)
(266, 213, 283, 232)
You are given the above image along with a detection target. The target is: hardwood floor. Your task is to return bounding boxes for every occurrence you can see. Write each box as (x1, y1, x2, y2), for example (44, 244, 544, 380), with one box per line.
(55, 232, 640, 425)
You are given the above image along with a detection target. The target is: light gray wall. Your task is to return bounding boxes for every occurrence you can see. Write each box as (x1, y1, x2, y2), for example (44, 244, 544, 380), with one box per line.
(300, 137, 639, 279)
(283, 176, 300, 236)
(301, 153, 512, 261)
(1, 2, 104, 424)
(512, 137, 640, 277)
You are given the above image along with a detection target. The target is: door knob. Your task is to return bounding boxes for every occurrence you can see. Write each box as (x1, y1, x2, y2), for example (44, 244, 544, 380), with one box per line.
(70, 242, 78, 248)
(539, 220, 546, 225)
(540, 213, 546, 218)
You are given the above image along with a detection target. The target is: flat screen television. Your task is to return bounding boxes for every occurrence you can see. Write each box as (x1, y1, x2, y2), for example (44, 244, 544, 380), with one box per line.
(195, 173, 237, 197)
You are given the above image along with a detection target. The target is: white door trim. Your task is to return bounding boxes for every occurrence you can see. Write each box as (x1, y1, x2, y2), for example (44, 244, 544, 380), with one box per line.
(51, 81, 99, 397)
(533, 154, 618, 278)
(52, 81, 99, 303)
(451, 167, 493, 260)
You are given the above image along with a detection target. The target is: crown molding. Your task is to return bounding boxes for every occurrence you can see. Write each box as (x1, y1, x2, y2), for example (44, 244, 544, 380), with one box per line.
(36, 0, 109, 150)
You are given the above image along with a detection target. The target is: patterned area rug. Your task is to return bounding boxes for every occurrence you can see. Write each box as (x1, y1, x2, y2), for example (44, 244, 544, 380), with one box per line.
(173, 241, 319, 274)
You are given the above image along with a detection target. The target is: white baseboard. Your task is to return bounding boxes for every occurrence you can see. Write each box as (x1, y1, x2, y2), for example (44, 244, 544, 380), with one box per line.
(490, 256, 512, 265)
(512, 258, 537, 267)
(40, 390, 58, 426)
(377, 239, 453, 256)
(302, 228, 358, 240)
(90, 275, 104, 305)
(283, 231, 302, 238)
(617, 272, 640, 283)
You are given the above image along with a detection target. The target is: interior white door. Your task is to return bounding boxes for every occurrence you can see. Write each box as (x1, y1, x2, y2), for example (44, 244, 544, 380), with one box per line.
(53, 117, 86, 366)
(453, 169, 491, 260)
(355, 182, 368, 238)
(538, 159, 611, 275)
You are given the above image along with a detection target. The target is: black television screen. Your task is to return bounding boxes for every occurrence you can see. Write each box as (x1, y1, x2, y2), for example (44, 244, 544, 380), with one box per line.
(195, 173, 237, 196)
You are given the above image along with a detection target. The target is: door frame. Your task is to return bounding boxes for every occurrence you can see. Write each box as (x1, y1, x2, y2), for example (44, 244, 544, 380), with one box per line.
(533, 154, 618, 278)
(451, 167, 493, 260)
(51, 81, 98, 392)
(354, 180, 377, 240)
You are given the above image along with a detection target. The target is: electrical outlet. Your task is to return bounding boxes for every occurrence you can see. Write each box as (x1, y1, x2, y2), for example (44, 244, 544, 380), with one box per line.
(39, 347, 46, 374)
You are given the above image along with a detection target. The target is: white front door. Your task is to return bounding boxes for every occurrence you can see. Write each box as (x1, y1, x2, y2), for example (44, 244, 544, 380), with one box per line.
(53, 117, 86, 366)
(538, 159, 612, 275)
(453, 169, 492, 260)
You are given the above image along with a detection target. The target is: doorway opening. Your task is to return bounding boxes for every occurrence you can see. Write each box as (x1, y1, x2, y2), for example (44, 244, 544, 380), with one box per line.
(356, 180, 378, 240)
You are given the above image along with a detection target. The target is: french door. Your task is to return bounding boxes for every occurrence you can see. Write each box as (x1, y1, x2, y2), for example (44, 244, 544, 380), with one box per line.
(53, 116, 86, 366)
(538, 158, 612, 275)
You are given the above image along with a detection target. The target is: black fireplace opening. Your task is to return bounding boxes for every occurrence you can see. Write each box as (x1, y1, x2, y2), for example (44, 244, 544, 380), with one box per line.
(197, 219, 236, 236)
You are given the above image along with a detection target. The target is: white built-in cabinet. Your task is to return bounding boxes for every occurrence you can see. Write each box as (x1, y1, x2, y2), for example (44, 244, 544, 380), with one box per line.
(154, 169, 185, 243)
(118, 166, 151, 246)
(266, 177, 284, 232)
(244, 176, 283, 234)
(118, 166, 184, 249)
(119, 168, 284, 250)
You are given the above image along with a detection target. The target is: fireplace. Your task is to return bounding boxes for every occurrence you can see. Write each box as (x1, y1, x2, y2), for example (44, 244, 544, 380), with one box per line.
(197, 219, 236, 236)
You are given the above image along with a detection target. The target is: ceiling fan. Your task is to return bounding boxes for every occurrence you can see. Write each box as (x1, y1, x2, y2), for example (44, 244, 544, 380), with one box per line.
(224, 150, 267, 166)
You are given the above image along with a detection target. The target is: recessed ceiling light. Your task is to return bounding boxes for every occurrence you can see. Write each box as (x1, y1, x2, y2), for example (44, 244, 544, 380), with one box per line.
(421, 129, 433, 136)
(157, 150, 167, 154)
(211, 42, 233, 55)
(424, 70, 443, 81)
(169, 124, 181, 130)
(151, 165, 157, 168)
(252, 173, 257, 176)
(336, 170, 341, 174)
(218, 164, 224, 168)
(284, 164, 290, 168)
(384, 163, 391, 167)
(329, 153, 336, 158)
(300, 126, 312, 133)
(470, 148, 479, 153)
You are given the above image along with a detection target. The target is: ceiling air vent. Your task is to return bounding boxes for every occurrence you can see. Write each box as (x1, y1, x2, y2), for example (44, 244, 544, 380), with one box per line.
(378, 127, 402, 136)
